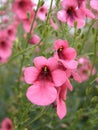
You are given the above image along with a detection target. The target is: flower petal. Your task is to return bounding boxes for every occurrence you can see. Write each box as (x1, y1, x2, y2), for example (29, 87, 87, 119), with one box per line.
(63, 47, 77, 60)
(26, 83, 57, 106)
(24, 67, 38, 84)
(33, 56, 47, 69)
(52, 69, 66, 87)
(56, 99, 67, 119)
(59, 59, 78, 69)
(65, 79, 73, 91)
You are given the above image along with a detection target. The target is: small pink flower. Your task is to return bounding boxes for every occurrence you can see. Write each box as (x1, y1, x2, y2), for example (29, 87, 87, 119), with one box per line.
(50, 19, 58, 30)
(90, 0, 98, 11)
(0, 31, 12, 60)
(29, 34, 40, 44)
(24, 56, 67, 106)
(78, 57, 96, 82)
(1, 118, 13, 130)
(54, 39, 78, 69)
(12, 0, 34, 20)
(37, 5, 48, 21)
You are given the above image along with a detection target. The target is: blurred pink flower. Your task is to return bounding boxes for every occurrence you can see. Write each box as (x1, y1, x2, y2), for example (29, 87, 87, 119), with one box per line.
(29, 34, 40, 44)
(37, 5, 48, 21)
(90, 0, 98, 11)
(24, 56, 67, 106)
(50, 19, 58, 30)
(0, 31, 12, 61)
(5, 24, 16, 42)
(78, 57, 96, 82)
(22, 11, 36, 32)
(12, 0, 34, 20)
(1, 117, 13, 130)
(57, 0, 85, 28)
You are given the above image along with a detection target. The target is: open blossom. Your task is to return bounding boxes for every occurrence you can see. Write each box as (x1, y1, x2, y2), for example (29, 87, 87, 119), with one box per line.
(90, 0, 98, 11)
(12, 0, 34, 20)
(57, 0, 85, 28)
(24, 56, 66, 106)
(57, 0, 95, 28)
(54, 39, 78, 69)
(0, 31, 12, 62)
(0, 118, 13, 130)
(77, 57, 96, 82)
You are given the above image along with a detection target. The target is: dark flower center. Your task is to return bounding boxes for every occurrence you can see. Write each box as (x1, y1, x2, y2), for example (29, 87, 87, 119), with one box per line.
(8, 29, 13, 35)
(38, 66, 53, 82)
(6, 122, 12, 130)
(57, 46, 65, 59)
(18, 1, 25, 7)
(67, 7, 77, 20)
(40, 7, 45, 13)
(0, 41, 6, 49)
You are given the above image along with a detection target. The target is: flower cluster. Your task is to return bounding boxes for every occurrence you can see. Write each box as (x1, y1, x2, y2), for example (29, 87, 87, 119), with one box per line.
(24, 39, 81, 119)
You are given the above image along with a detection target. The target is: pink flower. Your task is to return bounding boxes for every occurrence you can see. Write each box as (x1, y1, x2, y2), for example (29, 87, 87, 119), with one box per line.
(5, 24, 16, 42)
(50, 19, 58, 30)
(57, 0, 85, 28)
(90, 0, 98, 11)
(56, 84, 67, 119)
(54, 39, 78, 69)
(24, 56, 67, 106)
(12, 0, 34, 20)
(1, 118, 13, 130)
(37, 5, 48, 21)
(0, 31, 12, 61)
(22, 11, 36, 32)
(78, 57, 96, 82)
(76, 0, 86, 8)
(29, 34, 40, 44)
(65, 69, 82, 83)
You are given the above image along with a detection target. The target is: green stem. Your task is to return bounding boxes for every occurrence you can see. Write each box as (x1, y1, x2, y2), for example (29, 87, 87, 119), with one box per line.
(79, 19, 98, 55)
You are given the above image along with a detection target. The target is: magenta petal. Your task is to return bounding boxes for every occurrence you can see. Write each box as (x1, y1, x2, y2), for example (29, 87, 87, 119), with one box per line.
(26, 84, 57, 106)
(65, 79, 73, 91)
(34, 56, 47, 69)
(57, 10, 67, 22)
(52, 69, 66, 87)
(24, 67, 38, 84)
(48, 57, 58, 71)
(59, 60, 78, 69)
(72, 72, 82, 83)
(56, 99, 67, 119)
(64, 47, 77, 60)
